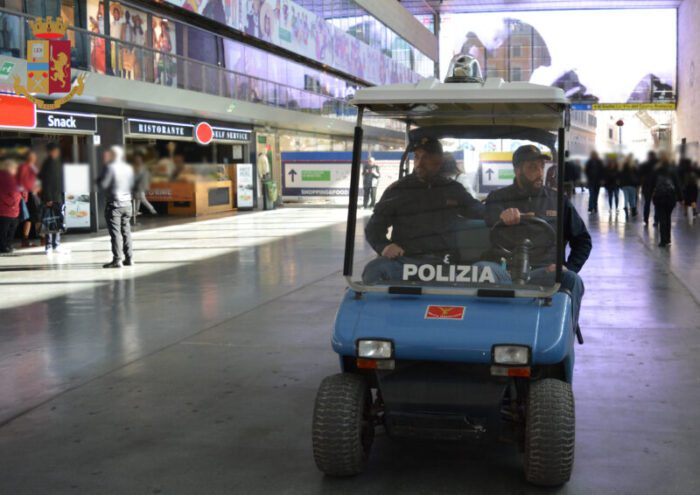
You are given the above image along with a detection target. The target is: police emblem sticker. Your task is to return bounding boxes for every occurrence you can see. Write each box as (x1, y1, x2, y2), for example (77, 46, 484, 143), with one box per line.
(13, 17, 86, 110)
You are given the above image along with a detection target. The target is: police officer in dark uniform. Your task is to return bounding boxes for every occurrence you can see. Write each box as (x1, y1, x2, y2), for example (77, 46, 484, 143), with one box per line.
(484, 144, 592, 328)
(363, 137, 484, 284)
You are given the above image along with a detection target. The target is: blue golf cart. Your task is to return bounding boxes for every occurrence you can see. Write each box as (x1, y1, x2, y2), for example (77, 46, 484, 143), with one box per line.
(312, 57, 581, 486)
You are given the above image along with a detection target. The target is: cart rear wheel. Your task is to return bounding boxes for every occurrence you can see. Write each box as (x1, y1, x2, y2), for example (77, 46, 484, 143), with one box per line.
(524, 378, 575, 486)
(312, 373, 374, 477)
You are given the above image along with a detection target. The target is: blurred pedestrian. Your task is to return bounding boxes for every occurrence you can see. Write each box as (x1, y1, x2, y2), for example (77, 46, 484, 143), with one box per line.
(38, 142, 65, 253)
(441, 152, 477, 197)
(651, 151, 682, 247)
(585, 151, 604, 213)
(132, 152, 156, 215)
(563, 150, 577, 196)
(620, 154, 639, 218)
(0, 159, 20, 255)
(639, 150, 658, 226)
(16, 150, 40, 247)
(678, 158, 698, 219)
(98, 146, 135, 268)
(362, 157, 380, 209)
(603, 157, 620, 212)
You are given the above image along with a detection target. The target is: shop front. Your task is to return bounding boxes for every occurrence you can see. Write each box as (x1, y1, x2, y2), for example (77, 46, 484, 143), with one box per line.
(124, 117, 253, 216)
(0, 96, 98, 232)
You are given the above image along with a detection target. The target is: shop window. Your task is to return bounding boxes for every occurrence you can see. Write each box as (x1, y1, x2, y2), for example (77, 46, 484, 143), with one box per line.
(510, 45, 522, 58)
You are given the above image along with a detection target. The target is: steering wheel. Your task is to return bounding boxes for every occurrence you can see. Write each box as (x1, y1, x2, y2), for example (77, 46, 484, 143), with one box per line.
(489, 215, 556, 258)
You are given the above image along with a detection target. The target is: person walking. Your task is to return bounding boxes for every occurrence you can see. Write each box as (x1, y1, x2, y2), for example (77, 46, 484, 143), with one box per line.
(98, 146, 135, 268)
(362, 157, 380, 209)
(651, 152, 682, 247)
(678, 158, 698, 219)
(16, 150, 40, 247)
(619, 154, 639, 218)
(603, 157, 620, 212)
(132, 152, 156, 215)
(37, 142, 65, 253)
(0, 159, 21, 255)
(584, 151, 604, 213)
(638, 150, 659, 226)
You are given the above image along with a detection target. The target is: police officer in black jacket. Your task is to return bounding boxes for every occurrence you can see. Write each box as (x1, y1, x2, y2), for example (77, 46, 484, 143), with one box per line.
(363, 137, 484, 283)
(484, 145, 592, 328)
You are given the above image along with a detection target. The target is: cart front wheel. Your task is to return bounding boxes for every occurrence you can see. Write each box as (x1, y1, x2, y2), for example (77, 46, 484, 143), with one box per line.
(312, 373, 374, 477)
(524, 378, 575, 486)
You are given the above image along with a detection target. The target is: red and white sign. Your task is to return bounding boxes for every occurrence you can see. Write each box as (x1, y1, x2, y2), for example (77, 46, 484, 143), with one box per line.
(425, 305, 465, 320)
(195, 122, 213, 145)
(0, 95, 36, 129)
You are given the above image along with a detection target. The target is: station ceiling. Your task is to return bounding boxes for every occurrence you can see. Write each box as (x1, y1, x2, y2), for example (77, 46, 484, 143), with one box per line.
(399, 0, 684, 15)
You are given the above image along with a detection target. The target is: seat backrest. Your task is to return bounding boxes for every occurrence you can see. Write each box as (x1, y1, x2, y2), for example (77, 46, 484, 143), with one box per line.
(454, 219, 491, 264)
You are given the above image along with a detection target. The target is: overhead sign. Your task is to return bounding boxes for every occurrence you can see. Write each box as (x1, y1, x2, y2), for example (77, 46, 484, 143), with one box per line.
(127, 119, 251, 144)
(127, 119, 194, 139)
(282, 161, 352, 196)
(571, 102, 677, 111)
(478, 152, 519, 193)
(0, 94, 36, 129)
(212, 127, 250, 142)
(37, 110, 96, 132)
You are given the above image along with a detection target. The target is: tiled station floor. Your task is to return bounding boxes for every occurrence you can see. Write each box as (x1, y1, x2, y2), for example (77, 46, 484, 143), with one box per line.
(0, 199, 699, 494)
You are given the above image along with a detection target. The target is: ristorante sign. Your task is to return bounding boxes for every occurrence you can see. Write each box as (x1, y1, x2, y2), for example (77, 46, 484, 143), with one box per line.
(127, 119, 250, 143)
(127, 119, 194, 139)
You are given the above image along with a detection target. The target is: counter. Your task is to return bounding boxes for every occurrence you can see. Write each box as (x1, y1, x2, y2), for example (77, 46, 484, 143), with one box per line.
(146, 180, 235, 216)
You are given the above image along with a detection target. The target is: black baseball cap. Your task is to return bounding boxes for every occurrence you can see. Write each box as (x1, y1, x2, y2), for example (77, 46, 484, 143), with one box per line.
(513, 144, 550, 167)
(412, 137, 443, 155)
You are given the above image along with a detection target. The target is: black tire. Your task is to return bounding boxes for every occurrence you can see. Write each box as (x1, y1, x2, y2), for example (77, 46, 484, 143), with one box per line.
(524, 378, 575, 486)
(312, 373, 374, 477)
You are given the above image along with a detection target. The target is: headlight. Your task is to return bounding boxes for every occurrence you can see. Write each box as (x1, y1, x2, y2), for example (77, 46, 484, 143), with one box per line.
(492, 345, 530, 366)
(357, 340, 393, 359)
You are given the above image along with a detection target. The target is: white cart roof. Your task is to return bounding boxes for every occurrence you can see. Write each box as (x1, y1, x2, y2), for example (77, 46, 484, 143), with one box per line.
(352, 77, 569, 129)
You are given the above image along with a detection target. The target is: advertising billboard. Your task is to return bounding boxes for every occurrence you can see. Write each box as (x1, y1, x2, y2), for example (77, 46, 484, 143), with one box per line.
(440, 9, 677, 107)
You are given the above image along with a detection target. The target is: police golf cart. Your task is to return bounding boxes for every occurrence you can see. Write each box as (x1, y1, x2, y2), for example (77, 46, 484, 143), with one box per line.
(312, 58, 580, 486)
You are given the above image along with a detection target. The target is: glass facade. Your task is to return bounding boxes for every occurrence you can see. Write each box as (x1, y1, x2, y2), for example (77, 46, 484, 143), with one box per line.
(163, 0, 433, 84)
(296, 0, 435, 78)
(0, 2, 371, 118)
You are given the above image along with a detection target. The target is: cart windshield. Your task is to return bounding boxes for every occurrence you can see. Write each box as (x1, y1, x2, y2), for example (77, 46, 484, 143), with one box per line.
(350, 128, 563, 295)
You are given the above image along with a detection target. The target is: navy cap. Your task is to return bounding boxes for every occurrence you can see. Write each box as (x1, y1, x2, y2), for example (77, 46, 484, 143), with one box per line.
(412, 137, 443, 155)
(513, 144, 550, 167)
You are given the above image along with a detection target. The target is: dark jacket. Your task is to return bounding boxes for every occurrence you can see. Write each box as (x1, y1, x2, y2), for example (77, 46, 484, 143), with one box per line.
(485, 183, 592, 273)
(619, 164, 639, 188)
(0, 170, 20, 218)
(38, 157, 64, 203)
(584, 158, 604, 184)
(366, 174, 484, 257)
(638, 158, 658, 195)
(603, 165, 620, 188)
(651, 164, 682, 203)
